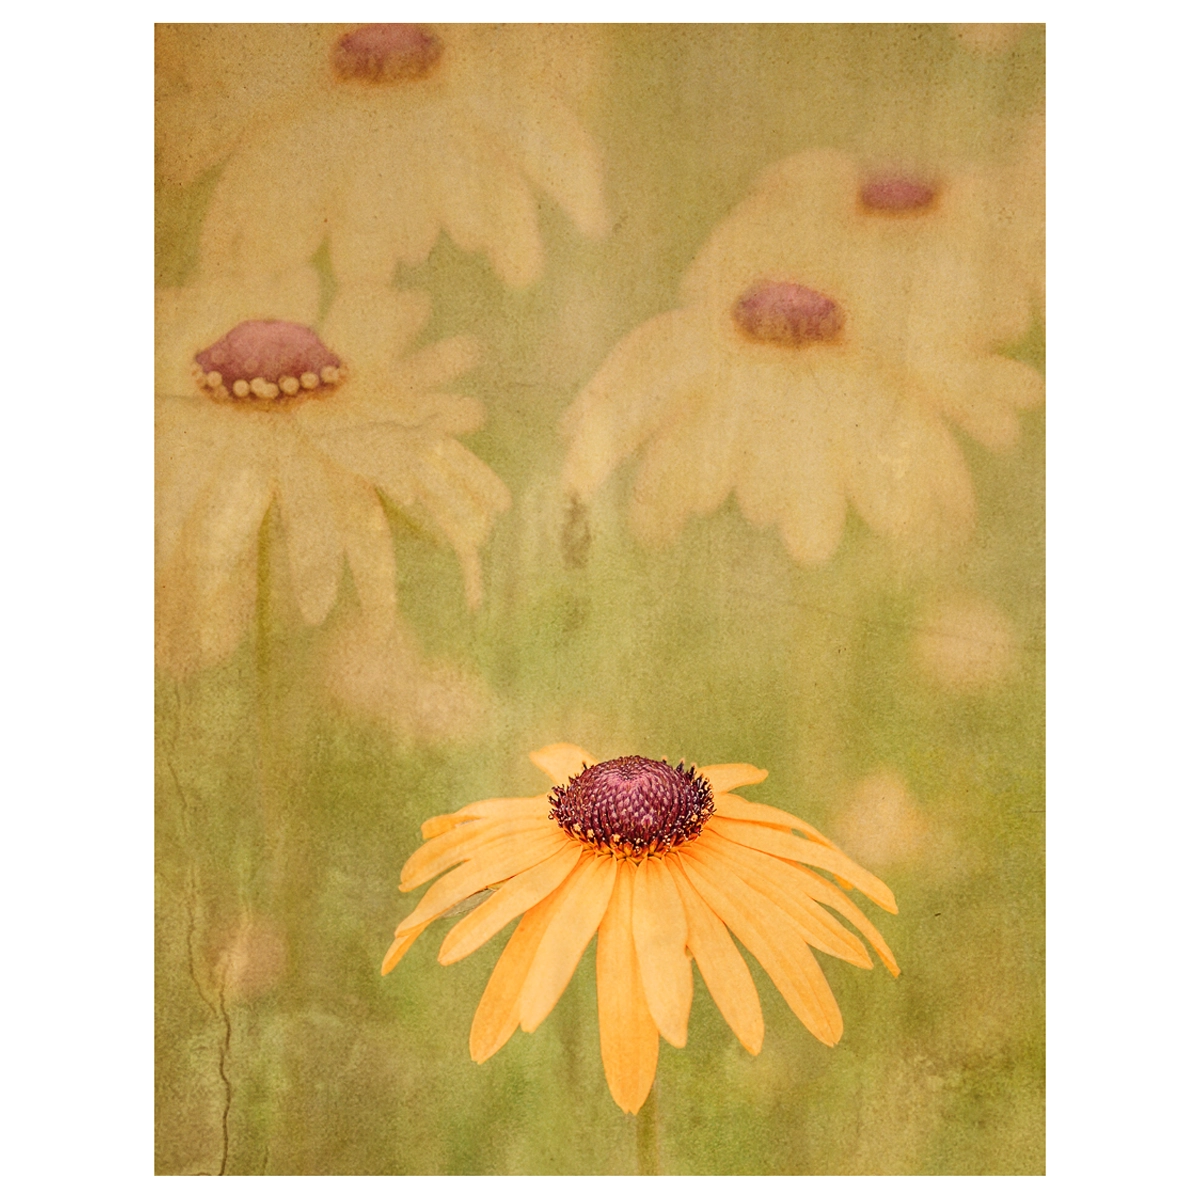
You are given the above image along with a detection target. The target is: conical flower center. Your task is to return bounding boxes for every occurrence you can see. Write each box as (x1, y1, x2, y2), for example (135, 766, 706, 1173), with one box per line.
(550, 756, 714, 858)
(332, 24, 443, 83)
(192, 320, 344, 405)
(859, 174, 938, 212)
(733, 281, 844, 347)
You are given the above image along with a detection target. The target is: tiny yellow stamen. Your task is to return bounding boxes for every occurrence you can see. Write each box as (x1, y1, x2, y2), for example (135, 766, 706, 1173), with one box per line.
(250, 377, 280, 400)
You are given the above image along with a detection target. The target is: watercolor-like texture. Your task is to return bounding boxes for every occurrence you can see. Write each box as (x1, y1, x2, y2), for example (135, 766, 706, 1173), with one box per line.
(156, 24, 1044, 1174)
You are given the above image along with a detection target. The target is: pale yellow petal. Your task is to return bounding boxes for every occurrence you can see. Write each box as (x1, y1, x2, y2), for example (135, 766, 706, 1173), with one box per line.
(321, 286, 432, 372)
(399, 335, 482, 395)
(679, 844, 843, 1046)
(728, 358, 849, 565)
(439, 842, 584, 965)
(846, 402, 975, 549)
(196, 112, 332, 279)
(529, 744, 597, 787)
(560, 309, 711, 501)
(701, 834, 871, 968)
(699, 764, 769, 794)
(665, 857, 763, 1055)
(470, 84, 610, 239)
(394, 825, 567, 933)
(326, 473, 396, 630)
(469, 886, 570, 1063)
(596, 860, 660, 1114)
(155, 399, 234, 567)
(706, 817, 898, 913)
(434, 114, 543, 287)
(628, 387, 741, 549)
(518, 853, 617, 1032)
(275, 450, 342, 626)
(911, 354, 1044, 451)
(631, 857, 692, 1048)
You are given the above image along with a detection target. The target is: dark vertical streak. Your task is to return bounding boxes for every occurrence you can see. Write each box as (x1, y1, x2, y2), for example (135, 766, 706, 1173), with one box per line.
(166, 681, 233, 1176)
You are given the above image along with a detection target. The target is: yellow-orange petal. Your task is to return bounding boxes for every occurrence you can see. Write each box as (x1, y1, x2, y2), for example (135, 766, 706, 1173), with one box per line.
(631, 857, 692, 1048)
(712, 793, 837, 848)
(469, 885, 571, 1064)
(394, 825, 568, 934)
(702, 833, 872, 968)
(518, 853, 617, 1032)
(401, 815, 551, 891)
(597, 860, 660, 1114)
(380, 920, 432, 976)
(420, 796, 549, 840)
(699, 763, 769, 793)
(707, 816, 898, 914)
(438, 842, 584, 965)
(789, 863, 900, 977)
(529, 743, 597, 787)
(664, 856, 763, 1055)
(680, 844, 843, 1046)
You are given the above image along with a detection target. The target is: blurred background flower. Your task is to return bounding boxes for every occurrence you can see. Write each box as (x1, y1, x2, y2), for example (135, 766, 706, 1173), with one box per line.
(161, 23, 609, 289)
(214, 913, 289, 1003)
(561, 147, 1042, 564)
(319, 613, 494, 747)
(829, 770, 959, 877)
(155, 277, 509, 675)
(912, 592, 1021, 693)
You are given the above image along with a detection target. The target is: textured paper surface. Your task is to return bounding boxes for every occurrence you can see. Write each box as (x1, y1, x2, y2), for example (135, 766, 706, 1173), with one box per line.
(155, 23, 1044, 1174)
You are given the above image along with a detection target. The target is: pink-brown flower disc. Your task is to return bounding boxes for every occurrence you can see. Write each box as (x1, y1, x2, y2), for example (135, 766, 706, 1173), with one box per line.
(331, 24, 443, 83)
(550, 756, 715, 858)
(858, 174, 938, 212)
(193, 320, 343, 401)
(732, 281, 844, 347)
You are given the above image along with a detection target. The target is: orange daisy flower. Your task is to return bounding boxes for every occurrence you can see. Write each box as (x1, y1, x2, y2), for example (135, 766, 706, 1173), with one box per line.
(382, 744, 900, 1114)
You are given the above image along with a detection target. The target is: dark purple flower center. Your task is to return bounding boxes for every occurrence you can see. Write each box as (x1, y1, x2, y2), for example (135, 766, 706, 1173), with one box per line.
(192, 320, 343, 404)
(331, 24, 443, 83)
(550, 756, 714, 858)
(733, 281, 844, 347)
(859, 175, 938, 213)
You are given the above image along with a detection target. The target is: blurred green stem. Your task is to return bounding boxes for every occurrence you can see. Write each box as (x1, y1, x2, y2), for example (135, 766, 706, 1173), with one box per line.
(636, 1082, 660, 1175)
(255, 508, 291, 901)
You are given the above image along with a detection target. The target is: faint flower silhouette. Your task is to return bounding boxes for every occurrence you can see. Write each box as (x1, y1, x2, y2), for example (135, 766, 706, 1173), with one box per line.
(214, 913, 288, 1002)
(832, 772, 931, 870)
(320, 614, 493, 746)
(912, 592, 1020, 693)
(561, 149, 1043, 563)
(161, 23, 609, 288)
(1001, 115, 1045, 308)
(156, 274, 509, 676)
(382, 743, 899, 1114)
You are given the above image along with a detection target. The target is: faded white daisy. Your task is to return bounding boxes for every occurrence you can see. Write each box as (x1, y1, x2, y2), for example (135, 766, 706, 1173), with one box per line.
(562, 148, 1044, 564)
(156, 274, 509, 676)
(166, 23, 609, 289)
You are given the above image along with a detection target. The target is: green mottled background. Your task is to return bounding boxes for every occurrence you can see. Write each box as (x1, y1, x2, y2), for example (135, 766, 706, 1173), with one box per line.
(156, 24, 1044, 1175)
